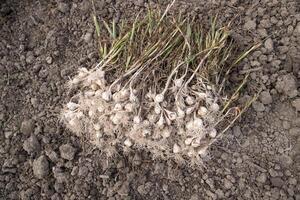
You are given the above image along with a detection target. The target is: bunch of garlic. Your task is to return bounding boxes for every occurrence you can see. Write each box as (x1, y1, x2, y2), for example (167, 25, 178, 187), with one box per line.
(62, 67, 224, 165)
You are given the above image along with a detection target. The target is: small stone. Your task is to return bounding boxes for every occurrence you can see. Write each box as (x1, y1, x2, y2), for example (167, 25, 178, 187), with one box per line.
(59, 144, 76, 160)
(256, 173, 267, 183)
(189, 194, 199, 200)
(54, 181, 64, 193)
(233, 126, 242, 137)
(26, 54, 34, 64)
(57, 2, 69, 13)
(215, 189, 224, 198)
(20, 119, 35, 135)
(135, 0, 144, 6)
(45, 149, 58, 162)
(264, 38, 274, 51)
(292, 98, 300, 111)
(276, 74, 298, 98)
(84, 32, 92, 43)
(132, 152, 142, 166)
(23, 134, 40, 154)
(33, 155, 49, 179)
(244, 19, 256, 30)
(252, 101, 265, 112)
(4, 131, 13, 139)
(288, 178, 297, 185)
(46, 56, 53, 64)
(78, 166, 88, 177)
(260, 91, 273, 105)
(223, 179, 233, 190)
(117, 181, 129, 196)
(270, 177, 285, 188)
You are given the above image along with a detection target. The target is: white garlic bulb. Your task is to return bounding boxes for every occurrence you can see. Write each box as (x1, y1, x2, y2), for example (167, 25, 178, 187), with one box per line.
(198, 146, 208, 156)
(156, 115, 165, 127)
(162, 128, 171, 138)
(209, 128, 217, 138)
(210, 103, 220, 112)
(174, 78, 183, 87)
(197, 106, 208, 116)
(90, 83, 99, 91)
(142, 129, 151, 137)
(125, 103, 135, 112)
(155, 93, 164, 103)
(67, 102, 79, 111)
(167, 111, 177, 121)
(154, 104, 161, 115)
(193, 117, 203, 129)
(186, 96, 195, 105)
(184, 137, 193, 145)
(177, 107, 185, 118)
(191, 138, 201, 147)
(111, 113, 123, 125)
(186, 120, 194, 131)
(133, 116, 141, 124)
(173, 143, 181, 153)
(94, 123, 101, 131)
(124, 138, 133, 147)
(102, 91, 111, 101)
(186, 107, 194, 115)
(114, 103, 123, 111)
(95, 131, 102, 138)
(197, 92, 207, 99)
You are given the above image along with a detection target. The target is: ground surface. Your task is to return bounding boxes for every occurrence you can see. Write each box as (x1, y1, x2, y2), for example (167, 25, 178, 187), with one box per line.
(0, 0, 299, 199)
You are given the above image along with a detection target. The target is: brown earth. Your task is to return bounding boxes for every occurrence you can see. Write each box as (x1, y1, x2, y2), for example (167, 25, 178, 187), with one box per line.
(0, 0, 299, 199)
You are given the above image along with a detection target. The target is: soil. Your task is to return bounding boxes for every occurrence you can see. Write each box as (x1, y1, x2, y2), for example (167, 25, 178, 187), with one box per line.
(0, 0, 299, 200)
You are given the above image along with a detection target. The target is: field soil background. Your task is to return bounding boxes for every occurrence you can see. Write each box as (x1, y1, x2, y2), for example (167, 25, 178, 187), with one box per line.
(0, 0, 299, 199)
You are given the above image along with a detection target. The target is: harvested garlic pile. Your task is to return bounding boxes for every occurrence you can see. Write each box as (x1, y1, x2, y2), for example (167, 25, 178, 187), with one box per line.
(63, 66, 231, 164)
(62, 7, 257, 165)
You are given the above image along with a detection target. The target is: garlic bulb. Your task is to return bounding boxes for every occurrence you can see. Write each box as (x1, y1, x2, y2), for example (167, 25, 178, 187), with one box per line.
(85, 90, 95, 97)
(147, 114, 157, 123)
(173, 143, 181, 153)
(124, 138, 133, 147)
(186, 96, 195, 105)
(174, 78, 183, 87)
(156, 115, 165, 127)
(186, 120, 194, 131)
(102, 91, 111, 101)
(125, 103, 135, 112)
(193, 117, 203, 129)
(198, 146, 208, 156)
(191, 138, 201, 147)
(166, 111, 177, 121)
(88, 110, 95, 117)
(154, 104, 161, 114)
(90, 83, 99, 91)
(162, 128, 171, 138)
(67, 102, 79, 111)
(210, 103, 220, 112)
(133, 116, 141, 124)
(111, 113, 123, 125)
(177, 107, 185, 118)
(142, 129, 151, 137)
(197, 106, 208, 116)
(130, 93, 138, 103)
(197, 92, 207, 99)
(71, 78, 81, 85)
(209, 128, 217, 138)
(95, 131, 102, 138)
(114, 103, 123, 111)
(155, 93, 164, 103)
(94, 123, 101, 131)
(184, 137, 193, 145)
(186, 107, 194, 115)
